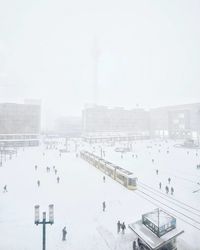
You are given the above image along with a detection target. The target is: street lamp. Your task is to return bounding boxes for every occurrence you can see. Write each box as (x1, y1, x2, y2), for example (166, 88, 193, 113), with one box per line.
(34, 204, 54, 250)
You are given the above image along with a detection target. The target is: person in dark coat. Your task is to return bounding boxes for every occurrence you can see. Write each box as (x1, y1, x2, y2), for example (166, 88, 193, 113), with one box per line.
(165, 185, 169, 194)
(121, 222, 126, 234)
(37, 180, 40, 187)
(57, 176, 60, 183)
(103, 201, 106, 212)
(159, 182, 162, 189)
(3, 185, 7, 192)
(168, 177, 171, 184)
(133, 240, 137, 250)
(117, 220, 121, 233)
(62, 226, 67, 241)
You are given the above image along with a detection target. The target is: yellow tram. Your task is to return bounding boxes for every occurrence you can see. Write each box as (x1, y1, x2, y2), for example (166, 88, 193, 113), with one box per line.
(80, 150, 137, 190)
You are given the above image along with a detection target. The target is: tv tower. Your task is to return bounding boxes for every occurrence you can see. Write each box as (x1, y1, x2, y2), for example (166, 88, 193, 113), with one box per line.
(92, 37, 100, 105)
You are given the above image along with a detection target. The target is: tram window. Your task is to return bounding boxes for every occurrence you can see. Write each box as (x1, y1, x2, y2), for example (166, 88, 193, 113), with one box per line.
(128, 178, 135, 186)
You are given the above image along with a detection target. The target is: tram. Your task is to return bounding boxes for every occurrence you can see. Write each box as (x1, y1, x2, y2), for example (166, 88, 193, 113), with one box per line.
(80, 150, 137, 190)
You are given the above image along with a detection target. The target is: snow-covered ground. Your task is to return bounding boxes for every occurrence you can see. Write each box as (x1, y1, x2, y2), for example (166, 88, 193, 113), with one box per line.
(0, 139, 199, 249)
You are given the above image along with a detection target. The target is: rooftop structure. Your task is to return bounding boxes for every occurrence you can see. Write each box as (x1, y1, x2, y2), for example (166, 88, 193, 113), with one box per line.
(129, 209, 184, 250)
(142, 209, 176, 237)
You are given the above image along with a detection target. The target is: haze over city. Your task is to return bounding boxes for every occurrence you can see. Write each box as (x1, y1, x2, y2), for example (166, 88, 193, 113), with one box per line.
(1, 1, 200, 250)
(0, 0, 200, 126)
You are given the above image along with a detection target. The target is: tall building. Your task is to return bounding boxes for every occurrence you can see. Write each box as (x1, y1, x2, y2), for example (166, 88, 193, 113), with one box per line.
(82, 103, 200, 142)
(0, 102, 41, 147)
(150, 103, 200, 140)
(82, 105, 150, 138)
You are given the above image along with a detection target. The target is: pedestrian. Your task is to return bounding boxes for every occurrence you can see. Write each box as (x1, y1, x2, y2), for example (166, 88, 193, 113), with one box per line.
(55, 169, 57, 175)
(103, 201, 106, 212)
(156, 169, 159, 175)
(152, 159, 154, 163)
(168, 177, 171, 184)
(103, 176, 106, 183)
(137, 238, 142, 247)
(37, 180, 40, 187)
(165, 185, 169, 194)
(62, 226, 67, 241)
(171, 187, 174, 195)
(3, 185, 7, 192)
(133, 240, 137, 250)
(117, 220, 121, 233)
(121, 222, 126, 234)
(35, 165, 37, 170)
(159, 182, 162, 189)
(57, 176, 60, 183)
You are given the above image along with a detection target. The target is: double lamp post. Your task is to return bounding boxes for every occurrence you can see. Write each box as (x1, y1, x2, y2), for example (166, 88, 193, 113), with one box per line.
(34, 204, 54, 250)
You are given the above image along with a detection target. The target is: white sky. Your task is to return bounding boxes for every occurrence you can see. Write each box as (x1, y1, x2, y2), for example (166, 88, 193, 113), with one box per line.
(0, 0, 200, 124)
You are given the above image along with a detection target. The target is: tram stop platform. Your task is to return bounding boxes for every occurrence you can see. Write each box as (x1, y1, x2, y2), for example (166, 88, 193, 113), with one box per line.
(128, 209, 184, 250)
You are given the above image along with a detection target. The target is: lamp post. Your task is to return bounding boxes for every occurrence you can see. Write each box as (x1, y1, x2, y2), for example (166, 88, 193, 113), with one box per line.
(34, 204, 54, 250)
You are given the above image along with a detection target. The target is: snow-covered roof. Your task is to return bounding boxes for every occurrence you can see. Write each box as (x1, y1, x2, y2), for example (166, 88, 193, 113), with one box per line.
(129, 220, 184, 250)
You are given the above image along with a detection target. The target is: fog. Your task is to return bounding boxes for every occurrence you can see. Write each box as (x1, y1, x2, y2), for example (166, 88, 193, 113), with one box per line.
(0, 0, 200, 126)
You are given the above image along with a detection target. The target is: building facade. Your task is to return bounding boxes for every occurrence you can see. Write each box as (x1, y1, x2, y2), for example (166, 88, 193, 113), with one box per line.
(150, 103, 200, 140)
(0, 102, 41, 147)
(82, 103, 200, 142)
(82, 105, 150, 139)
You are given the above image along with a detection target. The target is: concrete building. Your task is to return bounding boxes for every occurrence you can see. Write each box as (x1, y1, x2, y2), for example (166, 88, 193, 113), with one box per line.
(82, 105, 150, 141)
(150, 103, 200, 141)
(0, 102, 41, 147)
(82, 103, 200, 142)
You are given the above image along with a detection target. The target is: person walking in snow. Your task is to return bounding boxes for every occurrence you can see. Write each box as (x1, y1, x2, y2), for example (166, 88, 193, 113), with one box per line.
(159, 182, 162, 189)
(55, 169, 57, 175)
(103, 176, 106, 183)
(171, 187, 174, 195)
(117, 220, 121, 233)
(3, 185, 7, 192)
(121, 222, 126, 234)
(57, 176, 60, 183)
(102, 201, 106, 212)
(168, 177, 171, 184)
(156, 169, 159, 175)
(35, 165, 38, 170)
(37, 180, 40, 187)
(165, 185, 169, 194)
(62, 226, 67, 241)
(133, 240, 137, 250)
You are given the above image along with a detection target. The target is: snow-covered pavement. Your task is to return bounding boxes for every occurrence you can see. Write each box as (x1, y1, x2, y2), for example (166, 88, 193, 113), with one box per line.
(0, 140, 200, 249)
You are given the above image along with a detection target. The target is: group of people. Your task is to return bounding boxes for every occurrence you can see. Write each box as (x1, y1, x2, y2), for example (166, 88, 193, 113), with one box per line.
(117, 221, 126, 234)
(159, 178, 174, 195)
(35, 164, 60, 187)
(165, 185, 174, 195)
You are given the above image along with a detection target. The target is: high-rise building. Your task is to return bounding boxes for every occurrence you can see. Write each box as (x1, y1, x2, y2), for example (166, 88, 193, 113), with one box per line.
(0, 102, 41, 147)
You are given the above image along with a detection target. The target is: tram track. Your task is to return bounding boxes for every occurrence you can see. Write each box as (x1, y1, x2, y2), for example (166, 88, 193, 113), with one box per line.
(138, 181, 200, 214)
(135, 184, 200, 232)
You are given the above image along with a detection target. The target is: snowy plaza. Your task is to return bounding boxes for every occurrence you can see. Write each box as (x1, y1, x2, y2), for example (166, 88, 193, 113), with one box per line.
(0, 139, 200, 250)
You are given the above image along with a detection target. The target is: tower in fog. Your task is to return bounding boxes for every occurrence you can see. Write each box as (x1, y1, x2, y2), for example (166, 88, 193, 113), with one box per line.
(92, 37, 100, 105)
